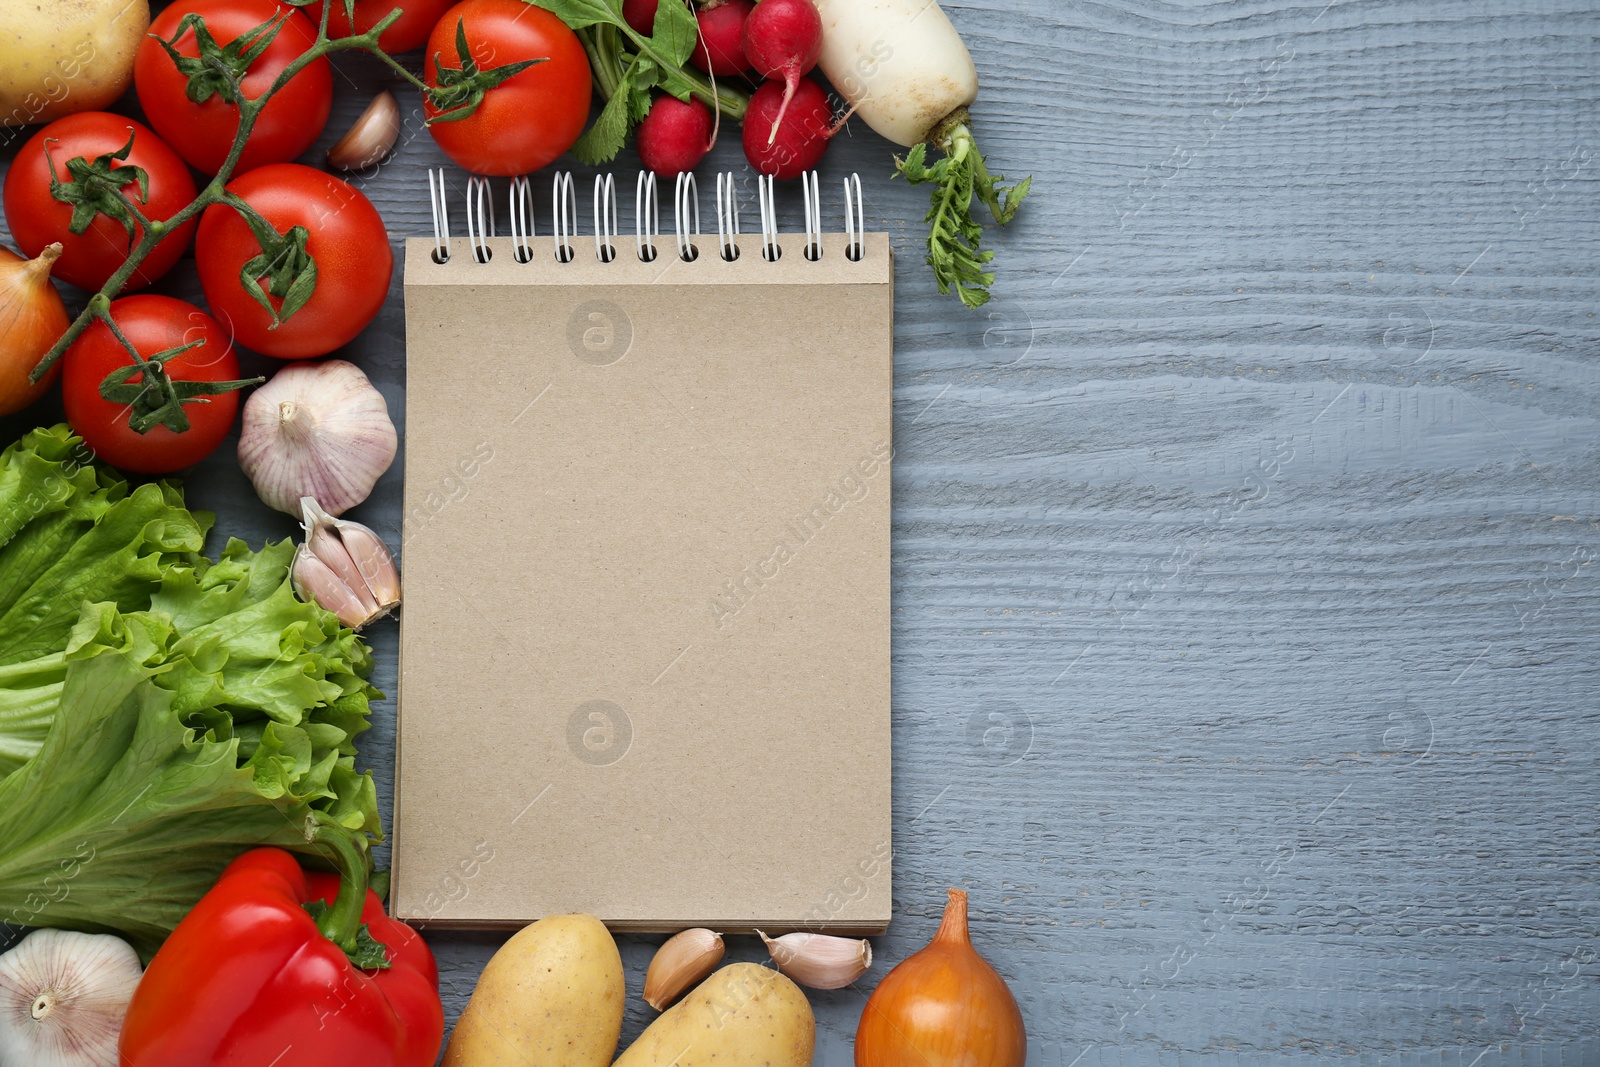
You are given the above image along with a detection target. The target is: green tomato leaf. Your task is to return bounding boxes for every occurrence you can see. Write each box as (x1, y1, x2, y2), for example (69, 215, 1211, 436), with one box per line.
(152, 12, 289, 106)
(231, 212, 320, 331)
(427, 16, 546, 122)
(95, 346, 260, 438)
(44, 129, 150, 246)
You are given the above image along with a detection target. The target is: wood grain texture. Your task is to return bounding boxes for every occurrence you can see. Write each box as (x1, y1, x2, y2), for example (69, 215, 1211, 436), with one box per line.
(2, 0, 1597, 1063)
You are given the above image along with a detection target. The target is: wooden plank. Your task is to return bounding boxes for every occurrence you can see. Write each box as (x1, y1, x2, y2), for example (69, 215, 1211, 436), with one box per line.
(0, 0, 1595, 1060)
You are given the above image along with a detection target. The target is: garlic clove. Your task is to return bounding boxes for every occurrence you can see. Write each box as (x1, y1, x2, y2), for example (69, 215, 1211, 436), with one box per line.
(302, 496, 401, 610)
(757, 930, 872, 990)
(642, 928, 725, 1010)
(238, 360, 397, 518)
(308, 520, 381, 617)
(300, 496, 402, 619)
(327, 90, 401, 171)
(293, 543, 379, 629)
(0, 928, 142, 1067)
(340, 521, 400, 609)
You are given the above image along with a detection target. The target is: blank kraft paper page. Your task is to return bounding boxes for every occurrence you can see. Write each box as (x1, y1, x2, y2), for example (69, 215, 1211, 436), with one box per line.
(395, 230, 893, 933)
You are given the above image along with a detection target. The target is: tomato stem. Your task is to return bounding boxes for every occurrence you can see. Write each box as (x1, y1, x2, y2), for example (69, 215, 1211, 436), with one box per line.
(96, 306, 151, 372)
(28, 12, 415, 395)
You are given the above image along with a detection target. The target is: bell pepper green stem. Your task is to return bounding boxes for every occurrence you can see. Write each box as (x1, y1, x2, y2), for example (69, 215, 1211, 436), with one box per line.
(308, 819, 370, 952)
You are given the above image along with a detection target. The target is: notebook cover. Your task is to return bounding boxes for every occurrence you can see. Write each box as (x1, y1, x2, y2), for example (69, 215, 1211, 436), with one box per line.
(394, 232, 893, 933)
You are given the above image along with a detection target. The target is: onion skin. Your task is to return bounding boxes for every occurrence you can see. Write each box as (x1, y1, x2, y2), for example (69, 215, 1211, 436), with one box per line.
(0, 243, 68, 417)
(855, 888, 1026, 1067)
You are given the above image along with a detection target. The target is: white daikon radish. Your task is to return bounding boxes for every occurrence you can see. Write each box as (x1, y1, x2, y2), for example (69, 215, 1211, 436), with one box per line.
(810, 0, 1030, 308)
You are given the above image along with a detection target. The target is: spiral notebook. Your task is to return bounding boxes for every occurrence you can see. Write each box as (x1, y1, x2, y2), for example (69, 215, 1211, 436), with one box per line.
(392, 171, 894, 933)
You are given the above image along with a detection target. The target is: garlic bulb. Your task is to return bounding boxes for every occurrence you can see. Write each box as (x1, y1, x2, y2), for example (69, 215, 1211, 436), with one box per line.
(327, 91, 401, 170)
(238, 359, 397, 516)
(758, 930, 872, 989)
(293, 496, 401, 629)
(0, 929, 143, 1067)
(642, 928, 725, 1010)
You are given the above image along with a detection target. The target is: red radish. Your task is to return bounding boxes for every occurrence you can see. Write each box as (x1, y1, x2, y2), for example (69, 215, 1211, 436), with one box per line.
(743, 75, 832, 178)
(623, 0, 661, 35)
(637, 94, 715, 175)
(742, 0, 823, 144)
(690, 0, 755, 76)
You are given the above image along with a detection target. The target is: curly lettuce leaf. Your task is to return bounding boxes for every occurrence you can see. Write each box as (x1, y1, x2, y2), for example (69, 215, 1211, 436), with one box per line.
(0, 427, 209, 772)
(0, 427, 383, 951)
(0, 650, 63, 777)
(152, 538, 379, 730)
(0, 427, 211, 667)
(0, 604, 380, 953)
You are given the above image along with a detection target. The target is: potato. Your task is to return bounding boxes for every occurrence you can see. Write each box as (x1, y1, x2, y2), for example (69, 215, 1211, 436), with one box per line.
(615, 963, 815, 1067)
(0, 0, 151, 128)
(442, 913, 624, 1067)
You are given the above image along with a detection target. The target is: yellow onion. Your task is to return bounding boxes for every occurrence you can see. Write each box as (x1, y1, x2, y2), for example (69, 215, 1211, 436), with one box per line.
(0, 243, 69, 417)
(855, 888, 1026, 1066)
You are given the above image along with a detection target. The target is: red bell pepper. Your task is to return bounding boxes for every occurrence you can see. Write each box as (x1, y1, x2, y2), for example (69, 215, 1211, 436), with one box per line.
(119, 824, 443, 1067)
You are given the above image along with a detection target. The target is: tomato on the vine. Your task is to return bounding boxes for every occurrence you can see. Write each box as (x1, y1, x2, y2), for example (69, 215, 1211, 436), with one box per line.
(423, 0, 591, 177)
(195, 164, 393, 359)
(62, 295, 245, 474)
(316, 0, 455, 52)
(135, 0, 333, 175)
(3, 114, 199, 293)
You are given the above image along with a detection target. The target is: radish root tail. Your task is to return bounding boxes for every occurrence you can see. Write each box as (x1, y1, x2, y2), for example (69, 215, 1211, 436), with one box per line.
(766, 69, 801, 146)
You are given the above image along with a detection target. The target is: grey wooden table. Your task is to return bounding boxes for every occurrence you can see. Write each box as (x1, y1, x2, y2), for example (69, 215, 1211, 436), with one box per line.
(3, 0, 1598, 1063)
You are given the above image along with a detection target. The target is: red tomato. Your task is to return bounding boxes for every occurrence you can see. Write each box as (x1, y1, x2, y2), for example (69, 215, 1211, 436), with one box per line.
(62, 295, 242, 474)
(2, 113, 199, 292)
(316, 0, 455, 51)
(423, 0, 591, 176)
(195, 164, 392, 359)
(136, 0, 333, 175)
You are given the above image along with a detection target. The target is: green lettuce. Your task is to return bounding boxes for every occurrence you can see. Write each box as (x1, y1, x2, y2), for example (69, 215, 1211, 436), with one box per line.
(0, 427, 211, 668)
(0, 427, 382, 952)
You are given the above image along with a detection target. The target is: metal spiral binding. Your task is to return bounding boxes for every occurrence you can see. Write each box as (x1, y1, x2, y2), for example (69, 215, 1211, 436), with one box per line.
(427, 168, 451, 264)
(801, 169, 822, 261)
(509, 176, 535, 263)
(429, 169, 870, 268)
(844, 173, 864, 262)
(593, 173, 618, 263)
(552, 171, 576, 263)
(675, 172, 699, 262)
(716, 171, 740, 262)
(757, 173, 780, 262)
(636, 171, 659, 262)
(465, 176, 495, 263)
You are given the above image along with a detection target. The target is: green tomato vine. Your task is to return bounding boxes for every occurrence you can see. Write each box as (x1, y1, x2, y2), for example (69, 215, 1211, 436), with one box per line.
(26, 0, 515, 434)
